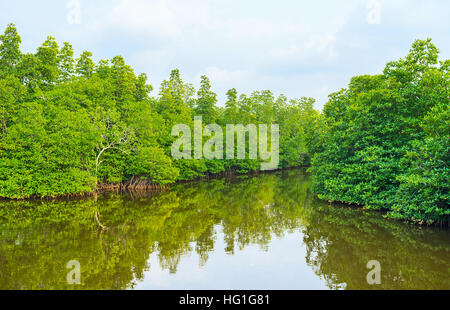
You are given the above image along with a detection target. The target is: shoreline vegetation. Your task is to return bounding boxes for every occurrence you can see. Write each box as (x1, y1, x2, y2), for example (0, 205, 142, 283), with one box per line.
(0, 23, 448, 225)
(1, 166, 306, 201)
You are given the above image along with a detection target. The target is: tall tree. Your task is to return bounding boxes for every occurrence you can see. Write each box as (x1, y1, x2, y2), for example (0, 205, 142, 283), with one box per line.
(195, 75, 217, 124)
(223, 88, 238, 124)
(156, 69, 192, 126)
(95, 59, 110, 79)
(36, 36, 59, 88)
(0, 23, 22, 76)
(57, 42, 74, 82)
(110, 55, 136, 102)
(75, 51, 95, 78)
(134, 73, 153, 101)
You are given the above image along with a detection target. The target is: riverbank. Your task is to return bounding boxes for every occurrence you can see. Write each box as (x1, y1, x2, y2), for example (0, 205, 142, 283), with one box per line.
(0, 166, 307, 201)
(1, 166, 447, 228)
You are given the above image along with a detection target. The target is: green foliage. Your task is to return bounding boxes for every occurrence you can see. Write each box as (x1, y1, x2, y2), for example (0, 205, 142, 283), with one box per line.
(35, 36, 59, 88)
(0, 24, 447, 226)
(195, 75, 218, 124)
(127, 146, 179, 185)
(391, 102, 449, 223)
(0, 23, 21, 76)
(311, 39, 449, 224)
(75, 51, 95, 78)
(57, 42, 75, 82)
(0, 24, 318, 199)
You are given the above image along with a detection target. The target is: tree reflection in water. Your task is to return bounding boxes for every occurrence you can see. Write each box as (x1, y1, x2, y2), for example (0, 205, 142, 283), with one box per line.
(0, 169, 448, 289)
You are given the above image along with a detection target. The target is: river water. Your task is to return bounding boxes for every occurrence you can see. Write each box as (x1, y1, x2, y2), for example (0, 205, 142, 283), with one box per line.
(0, 169, 448, 290)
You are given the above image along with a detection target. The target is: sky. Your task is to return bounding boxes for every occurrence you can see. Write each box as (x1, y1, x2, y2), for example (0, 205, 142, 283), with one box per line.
(1, 0, 449, 109)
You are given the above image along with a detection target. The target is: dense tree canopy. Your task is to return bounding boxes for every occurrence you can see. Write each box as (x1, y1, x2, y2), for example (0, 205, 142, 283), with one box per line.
(311, 39, 449, 224)
(0, 23, 448, 225)
(0, 23, 318, 199)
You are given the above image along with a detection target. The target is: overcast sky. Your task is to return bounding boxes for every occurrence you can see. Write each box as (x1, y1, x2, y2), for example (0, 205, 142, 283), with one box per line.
(1, 0, 449, 109)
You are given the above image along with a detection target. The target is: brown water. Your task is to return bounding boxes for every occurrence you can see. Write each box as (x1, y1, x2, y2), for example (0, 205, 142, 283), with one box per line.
(0, 169, 448, 290)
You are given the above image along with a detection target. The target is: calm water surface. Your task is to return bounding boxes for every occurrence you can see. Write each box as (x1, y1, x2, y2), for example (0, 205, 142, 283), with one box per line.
(0, 169, 449, 290)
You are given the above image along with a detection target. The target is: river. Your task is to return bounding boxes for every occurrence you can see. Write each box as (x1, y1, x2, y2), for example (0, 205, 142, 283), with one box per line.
(0, 169, 448, 290)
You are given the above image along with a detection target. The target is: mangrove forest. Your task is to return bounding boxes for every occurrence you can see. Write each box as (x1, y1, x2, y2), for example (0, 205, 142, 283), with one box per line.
(0, 23, 448, 225)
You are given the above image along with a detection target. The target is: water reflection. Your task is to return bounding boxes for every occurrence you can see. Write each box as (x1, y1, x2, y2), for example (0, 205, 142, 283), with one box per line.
(0, 169, 448, 290)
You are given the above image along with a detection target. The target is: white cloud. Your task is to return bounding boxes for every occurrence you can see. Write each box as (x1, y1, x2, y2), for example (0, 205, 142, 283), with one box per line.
(202, 67, 250, 85)
(269, 33, 338, 61)
(107, 0, 180, 38)
(6, 0, 449, 111)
